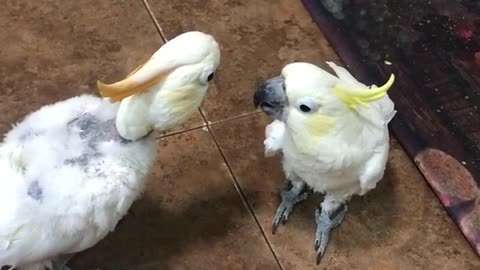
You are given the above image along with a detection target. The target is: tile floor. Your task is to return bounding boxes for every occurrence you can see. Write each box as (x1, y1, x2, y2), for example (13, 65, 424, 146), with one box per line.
(1, 0, 479, 269)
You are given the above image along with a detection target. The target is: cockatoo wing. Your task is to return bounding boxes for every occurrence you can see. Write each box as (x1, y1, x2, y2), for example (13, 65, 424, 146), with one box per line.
(357, 141, 390, 195)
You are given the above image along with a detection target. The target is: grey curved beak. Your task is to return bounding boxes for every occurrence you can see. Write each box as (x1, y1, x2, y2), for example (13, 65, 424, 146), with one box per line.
(253, 76, 288, 120)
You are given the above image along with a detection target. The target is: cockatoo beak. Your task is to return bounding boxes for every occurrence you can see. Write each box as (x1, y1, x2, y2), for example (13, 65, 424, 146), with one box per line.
(254, 75, 288, 121)
(97, 55, 176, 103)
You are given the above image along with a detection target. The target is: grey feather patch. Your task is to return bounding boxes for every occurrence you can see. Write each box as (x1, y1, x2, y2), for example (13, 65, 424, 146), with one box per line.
(27, 180, 43, 201)
(68, 113, 100, 134)
(63, 114, 137, 176)
(87, 119, 130, 147)
(69, 114, 131, 147)
(64, 153, 102, 166)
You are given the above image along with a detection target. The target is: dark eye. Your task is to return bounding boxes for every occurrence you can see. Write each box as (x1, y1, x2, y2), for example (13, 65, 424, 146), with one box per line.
(207, 73, 215, 82)
(299, 104, 311, 112)
(297, 100, 319, 113)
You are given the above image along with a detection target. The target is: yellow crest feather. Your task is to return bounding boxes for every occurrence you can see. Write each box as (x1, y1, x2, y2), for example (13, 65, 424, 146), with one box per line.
(333, 74, 395, 109)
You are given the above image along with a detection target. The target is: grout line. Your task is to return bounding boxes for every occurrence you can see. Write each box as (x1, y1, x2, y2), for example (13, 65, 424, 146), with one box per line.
(155, 115, 284, 268)
(198, 107, 208, 126)
(207, 111, 263, 127)
(197, 82, 283, 267)
(206, 123, 284, 270)
(140, 1, 281, 266)
(155, 124, 206, 139)
(141, 0, 169, 43)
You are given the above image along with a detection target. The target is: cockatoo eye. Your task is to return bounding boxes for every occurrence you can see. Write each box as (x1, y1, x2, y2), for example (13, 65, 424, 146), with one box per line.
(207, 72, 215, 82)
(297, 99, 319, 113)
(300, 104, 311, 112)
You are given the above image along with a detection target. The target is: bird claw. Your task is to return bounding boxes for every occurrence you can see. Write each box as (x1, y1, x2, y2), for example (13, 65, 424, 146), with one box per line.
(316, 247, 325, 265)
(272, 200, 293, 234)
(271, 183, 307, 234)
(314, 205, 348, 265)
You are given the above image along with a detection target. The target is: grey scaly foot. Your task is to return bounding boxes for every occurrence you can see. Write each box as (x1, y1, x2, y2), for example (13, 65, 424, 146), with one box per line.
(272, 181, 308, 234)
(314, 205, 348, 265)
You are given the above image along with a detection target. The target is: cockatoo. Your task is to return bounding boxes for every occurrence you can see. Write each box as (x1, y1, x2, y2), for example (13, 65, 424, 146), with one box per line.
(0, 31, 220, 270)
(254, 62, 395, 264)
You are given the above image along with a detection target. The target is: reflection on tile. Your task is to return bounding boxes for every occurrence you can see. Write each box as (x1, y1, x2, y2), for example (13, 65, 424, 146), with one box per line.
(147, 0, 341, 123)
(211, 114, 480, 270)
(71, 128, 280, 270)
(0, 0, 202, 136)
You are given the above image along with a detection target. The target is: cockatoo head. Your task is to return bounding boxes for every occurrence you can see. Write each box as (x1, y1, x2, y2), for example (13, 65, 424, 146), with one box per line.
(97, 31, 220, 139)
(254, 62, 394, 137)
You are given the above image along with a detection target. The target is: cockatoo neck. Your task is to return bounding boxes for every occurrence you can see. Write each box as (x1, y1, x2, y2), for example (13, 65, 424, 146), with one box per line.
(148, 83, 207, 132)
(115, 82, 208, 141)
(115, 88, 157, 141)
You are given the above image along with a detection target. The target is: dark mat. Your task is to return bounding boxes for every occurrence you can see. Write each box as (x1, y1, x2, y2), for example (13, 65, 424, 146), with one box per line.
(302, 0, 480, 255)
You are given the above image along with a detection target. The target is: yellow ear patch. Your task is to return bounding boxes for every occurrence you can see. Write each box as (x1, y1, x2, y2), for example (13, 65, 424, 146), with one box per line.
(333, 74, 395, 109)
(164, 84, 201, 115)
(165, 84, 198, 103)
(97, 69, 172, 102)
(306, 114, 336, 137)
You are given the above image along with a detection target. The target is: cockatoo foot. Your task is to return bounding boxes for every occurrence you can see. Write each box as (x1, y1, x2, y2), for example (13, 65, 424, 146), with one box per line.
(272, 181, 308, 234)
(314, 204, 348, 265)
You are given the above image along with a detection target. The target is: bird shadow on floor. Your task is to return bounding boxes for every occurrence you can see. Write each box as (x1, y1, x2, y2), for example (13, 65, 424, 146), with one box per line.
(69, 187, 270, 270)
(69, 159, 409, 270)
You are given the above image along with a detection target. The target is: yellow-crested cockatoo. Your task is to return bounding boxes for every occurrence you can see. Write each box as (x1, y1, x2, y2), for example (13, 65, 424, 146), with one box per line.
(254, 62, 395, 264)
(0, 31, 220, 270)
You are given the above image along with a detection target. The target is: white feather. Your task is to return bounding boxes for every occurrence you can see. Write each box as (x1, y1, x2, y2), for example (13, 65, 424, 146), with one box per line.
(0, 31, 221, 269)
(264, 120, 286, 157)
(115, 31, 220, 140)
(268, 62, 396, 203)
(0, 95, 156, 269)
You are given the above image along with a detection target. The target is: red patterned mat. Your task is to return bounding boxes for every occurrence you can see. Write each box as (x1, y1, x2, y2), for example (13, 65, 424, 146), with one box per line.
(302, 0, 480, 255)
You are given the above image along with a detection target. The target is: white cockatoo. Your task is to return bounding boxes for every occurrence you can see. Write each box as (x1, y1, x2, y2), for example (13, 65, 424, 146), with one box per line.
(254, 62, 395, 264)
(0, 31, 220, 270)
